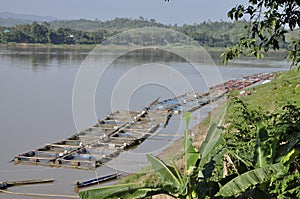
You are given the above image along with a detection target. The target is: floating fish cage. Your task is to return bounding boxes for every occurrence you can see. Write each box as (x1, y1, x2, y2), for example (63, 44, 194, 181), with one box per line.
(14, 110, 160, 170)
(13, 94, 222, 169)
(14, 73, 273, 170)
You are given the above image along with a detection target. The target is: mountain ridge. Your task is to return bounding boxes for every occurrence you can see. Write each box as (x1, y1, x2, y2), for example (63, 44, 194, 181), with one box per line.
(0, 12, 58, 26)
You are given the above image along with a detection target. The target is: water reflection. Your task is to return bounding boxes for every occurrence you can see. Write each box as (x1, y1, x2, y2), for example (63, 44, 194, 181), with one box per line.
(118, 48, 186, 63)
(0, 46, 290, 72)
(0, 46, 92, 71)
(207, 49, 290, 67)
(93, 48, 208, 120)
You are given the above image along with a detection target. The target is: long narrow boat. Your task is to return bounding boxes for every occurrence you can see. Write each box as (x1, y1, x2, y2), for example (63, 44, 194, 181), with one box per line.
(0, 178, 54, 190)
(75, 173, 121, 188)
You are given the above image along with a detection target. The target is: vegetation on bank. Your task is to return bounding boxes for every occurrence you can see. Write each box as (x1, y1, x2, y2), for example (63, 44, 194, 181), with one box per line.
(0, 21, 105, 45)
(0, 43, 96, 49)
(0, 19, 265, 47)
(80, 69, 300, 198)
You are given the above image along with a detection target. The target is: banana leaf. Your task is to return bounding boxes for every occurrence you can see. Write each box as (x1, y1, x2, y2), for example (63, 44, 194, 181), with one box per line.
(146, 154, 183, 191)
(215, 163, 286, 197)
(79, 183, 160, 199)
(254, 123, 271, 167)
(182, 112, 200, 175)
(183, 129, 199, 175)
(276, 131, 300, 162)
(199, 123, 225, 167)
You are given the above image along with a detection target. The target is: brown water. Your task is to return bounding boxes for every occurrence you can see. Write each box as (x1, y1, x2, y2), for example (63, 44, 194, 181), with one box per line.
(0, 46, 289, 198)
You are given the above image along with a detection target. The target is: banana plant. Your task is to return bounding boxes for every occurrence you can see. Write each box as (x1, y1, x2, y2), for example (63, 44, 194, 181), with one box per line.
(216, 108, 300, 198)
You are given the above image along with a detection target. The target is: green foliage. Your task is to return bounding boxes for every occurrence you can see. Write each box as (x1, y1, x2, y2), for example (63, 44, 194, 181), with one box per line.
(198, 123, 225, 168)
(222, 0, 300, 67)
(146, 154, 184, 194)
(221, 87, 300, 198)
(50, 17, 166, 32)
(0, 21, 104, 45)
(287, 38, 300, 67)
(216, 163, 285, 197)
(79, 183, 162, 199)
(175, 20, 247, 47)
(254, 123, 272, 167)
(183, 112, 199, 175)
(270, 173, 300, 198)
(49, 18, 248, 48)
(0, 18, 249, 47)
(237, 69, 300, 112)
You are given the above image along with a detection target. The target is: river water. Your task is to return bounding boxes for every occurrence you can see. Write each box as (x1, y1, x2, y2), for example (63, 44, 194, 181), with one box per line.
(0, 46, 289, 198)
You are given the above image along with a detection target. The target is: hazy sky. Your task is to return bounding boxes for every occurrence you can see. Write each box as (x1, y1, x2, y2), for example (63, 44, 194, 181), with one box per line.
(0, 0, 248, 24)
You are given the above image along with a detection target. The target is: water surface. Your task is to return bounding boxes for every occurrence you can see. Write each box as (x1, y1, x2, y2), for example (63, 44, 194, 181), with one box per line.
(0, 46, 289, 198)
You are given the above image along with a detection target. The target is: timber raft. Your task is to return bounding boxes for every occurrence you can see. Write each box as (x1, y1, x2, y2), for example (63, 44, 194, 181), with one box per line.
(13, 72, 273, 170)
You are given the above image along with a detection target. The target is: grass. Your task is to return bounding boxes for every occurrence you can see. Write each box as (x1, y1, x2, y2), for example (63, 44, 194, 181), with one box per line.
(120, 169, 158, 185)
(236, 69, 300, 112)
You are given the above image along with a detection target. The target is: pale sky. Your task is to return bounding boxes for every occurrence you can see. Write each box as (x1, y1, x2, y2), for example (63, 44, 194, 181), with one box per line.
(0, 0, 248, 25)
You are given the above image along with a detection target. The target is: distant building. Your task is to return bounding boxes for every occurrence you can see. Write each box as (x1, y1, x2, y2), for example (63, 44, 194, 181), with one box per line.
(3, 29, 10, 33)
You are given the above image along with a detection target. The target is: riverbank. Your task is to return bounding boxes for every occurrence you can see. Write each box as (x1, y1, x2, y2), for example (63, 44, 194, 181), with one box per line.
(118, 68, 300, 186)
(0, 42, 214, 50)
(0, 43, 96, 49)
(0, 42, 288, 52)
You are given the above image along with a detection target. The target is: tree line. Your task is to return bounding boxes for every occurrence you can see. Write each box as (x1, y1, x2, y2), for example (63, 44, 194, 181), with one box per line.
(0, 21, 107, 45)
(0, 18, 254, 47)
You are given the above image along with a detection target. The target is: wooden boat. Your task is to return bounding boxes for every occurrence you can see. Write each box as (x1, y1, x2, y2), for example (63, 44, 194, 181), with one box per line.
(75, 173, 121, 188)
(0, 178, 54, 190)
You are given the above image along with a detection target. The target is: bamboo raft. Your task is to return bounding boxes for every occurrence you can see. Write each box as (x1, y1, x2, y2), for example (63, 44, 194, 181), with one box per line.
(13, 72, 273, 170)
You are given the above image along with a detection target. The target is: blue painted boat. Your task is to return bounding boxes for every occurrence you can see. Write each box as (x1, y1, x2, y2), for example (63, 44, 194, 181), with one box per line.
(75, 173, 121, 188)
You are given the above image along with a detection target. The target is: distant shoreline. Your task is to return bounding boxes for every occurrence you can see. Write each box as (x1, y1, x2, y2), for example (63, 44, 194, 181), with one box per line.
(0, 43, 287, 62)
(0, 43, 227, 54)
(0, 43, 96, 49)
(0, 43, 287, 52)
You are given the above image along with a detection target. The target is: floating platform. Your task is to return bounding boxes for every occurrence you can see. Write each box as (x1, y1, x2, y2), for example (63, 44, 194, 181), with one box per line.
(13, 72, 273, 170)
(14, 111, 160, 170)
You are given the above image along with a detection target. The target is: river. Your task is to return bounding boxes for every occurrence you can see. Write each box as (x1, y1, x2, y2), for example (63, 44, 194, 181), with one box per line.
(0, 46, 289, 198)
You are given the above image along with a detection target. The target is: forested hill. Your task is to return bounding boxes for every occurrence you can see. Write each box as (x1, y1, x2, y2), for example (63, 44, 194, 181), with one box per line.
(49, 17, 167, 31)
(50, 18, 247, 45)
(0, 17, 249, 47)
